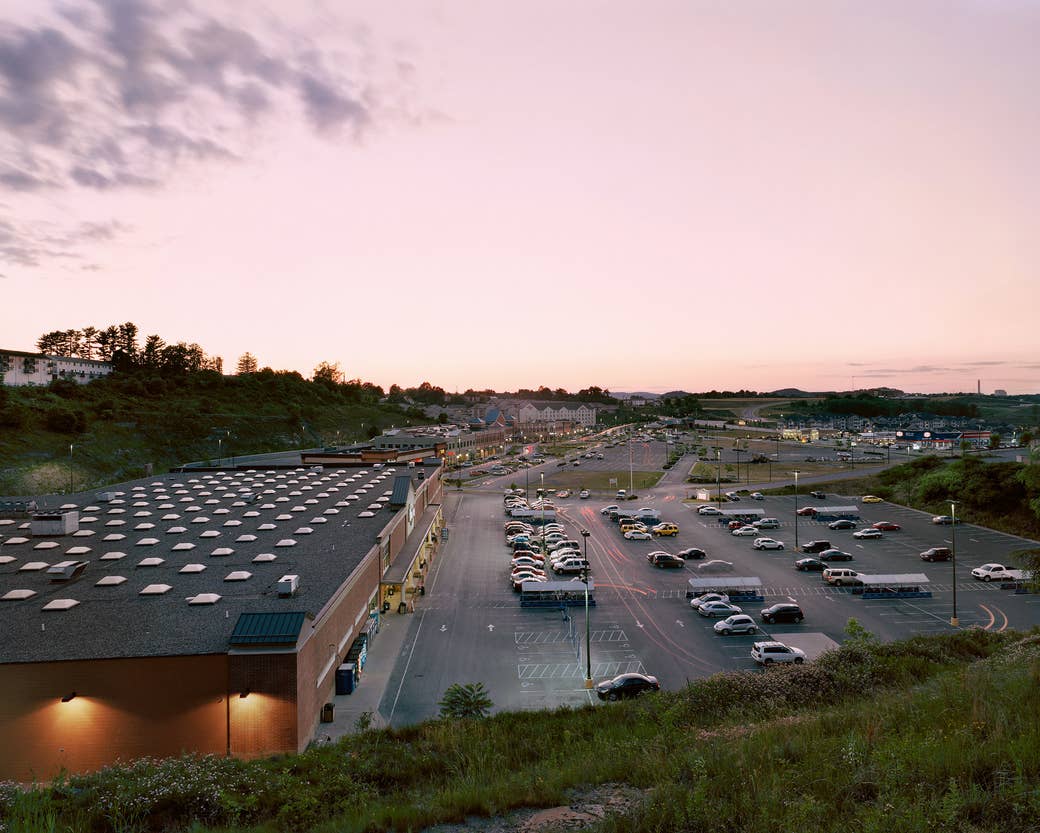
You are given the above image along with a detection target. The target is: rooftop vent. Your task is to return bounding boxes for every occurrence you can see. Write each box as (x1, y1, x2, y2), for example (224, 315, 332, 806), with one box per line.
(47, 560, 88, 581)
(277, 574, 299, 596)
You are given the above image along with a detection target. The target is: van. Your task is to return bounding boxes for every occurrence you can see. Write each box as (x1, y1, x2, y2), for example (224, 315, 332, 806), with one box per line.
(823, 568, 861, 586)
(616, 489, 627, 500)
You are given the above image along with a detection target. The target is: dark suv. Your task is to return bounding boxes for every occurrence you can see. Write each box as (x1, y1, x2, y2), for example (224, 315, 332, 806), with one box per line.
(920, 547, 952, 562)
(800, 540, 833, 554)
(760, 603, 804, 624)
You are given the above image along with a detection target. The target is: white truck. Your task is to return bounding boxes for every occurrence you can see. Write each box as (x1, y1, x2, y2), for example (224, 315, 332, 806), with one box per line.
(970, 563, 1030, 582)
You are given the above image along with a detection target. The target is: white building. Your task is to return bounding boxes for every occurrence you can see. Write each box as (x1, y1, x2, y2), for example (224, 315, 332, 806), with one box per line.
(0, 349, 113, 386)
(516, 403, 597, 426)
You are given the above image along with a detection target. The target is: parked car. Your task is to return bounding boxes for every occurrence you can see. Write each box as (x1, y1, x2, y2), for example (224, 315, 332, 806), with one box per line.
(731, 525, 759, 537)
(872, 521, 901, 531)
(714, 614, 758, 635)
(753, 537, 785, 550)
(796, 506, 818, 516)
(754, 518, 781, 529)
(853, 528, 883, 539)
(697, 559, 734, 573)
(698, 600, 744, 618)
(579, 489, 590, 499)
(760, 603, 804, 624)
(553, 557, 589, 575)
(751, 641, 805, 665)
(828, 519, 857, 530)
(750, 492, 764, 500)
(600, 504, 619, 515)
(697, 506, 722, 515)
(677, 547, 707, 560)
(624, 529, 653, 540)
(861, 495, 883, 503)
(920, 547, 952, 562)
(725, 492, 740, 501)
(800, 540, 832, 553)
(690, 592, 730, 610)
(511, 556, 545, 569)
(652, 522, 680, 537)
(932, 515, 958, 525)
(650, 553, 685, 569)
(809, 491, 826, 500)
(794, 557, 825, 572)
(822, 568, 861, 586)
(595, 672, 660, 701)
(818, 549, 854, 562)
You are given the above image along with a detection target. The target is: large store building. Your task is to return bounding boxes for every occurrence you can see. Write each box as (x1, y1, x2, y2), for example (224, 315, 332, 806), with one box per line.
(0, 460, 443, 782)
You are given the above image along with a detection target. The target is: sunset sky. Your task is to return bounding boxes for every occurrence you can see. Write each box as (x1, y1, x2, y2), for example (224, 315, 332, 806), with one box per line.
(2, 1, 1038, 394)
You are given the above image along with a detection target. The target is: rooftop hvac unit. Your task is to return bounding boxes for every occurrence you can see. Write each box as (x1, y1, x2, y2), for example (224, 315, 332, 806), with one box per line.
(277, 574, 299, 597)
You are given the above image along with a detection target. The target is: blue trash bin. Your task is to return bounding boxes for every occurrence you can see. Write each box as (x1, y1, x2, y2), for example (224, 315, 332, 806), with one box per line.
(335, 662, 356, 695)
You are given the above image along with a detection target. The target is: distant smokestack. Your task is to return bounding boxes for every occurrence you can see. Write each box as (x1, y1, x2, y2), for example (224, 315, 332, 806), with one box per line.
(977, 379, 981, 395)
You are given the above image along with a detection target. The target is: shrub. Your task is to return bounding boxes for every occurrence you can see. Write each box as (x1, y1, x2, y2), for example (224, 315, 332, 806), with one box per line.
(43, 406, 86, 434)
(439, 683, 494, 719)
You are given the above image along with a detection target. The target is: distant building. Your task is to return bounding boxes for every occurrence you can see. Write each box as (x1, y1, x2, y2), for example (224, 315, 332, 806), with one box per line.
(515, 403, 597, 427)
(994, 389, 1008, 397)
(0, 349, 113, 386)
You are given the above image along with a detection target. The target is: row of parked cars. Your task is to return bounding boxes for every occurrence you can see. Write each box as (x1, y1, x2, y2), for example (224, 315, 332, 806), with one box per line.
(689, 592, 808, 663)
(504, 518, 590, 590)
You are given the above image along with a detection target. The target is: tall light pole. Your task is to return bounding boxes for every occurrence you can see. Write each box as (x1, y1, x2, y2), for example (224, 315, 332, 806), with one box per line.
(716, 448, 722, 508)
(217, 437, 222, 465)
(68, 443, 74, 494)
(950, 501, 959, 627)
(580, 528, 592, 689)
(628, 438, 634, 495)
(792, 470, 801, 551)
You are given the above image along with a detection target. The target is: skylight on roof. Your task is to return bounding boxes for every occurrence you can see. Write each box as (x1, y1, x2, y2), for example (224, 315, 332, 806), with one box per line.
(34, 541, 59, 550)
(243, 510, 260, 518)
(140, 584, 171, 595)
(188, 593, 221, 605)
(358, 511, 376, 518)
(134, 511, 152, 517)
(136, 538, 159, 546)
(2, 588, 35, 600)
(167, 526, 187, 534)
(258, 523, 277, 531)
(0, 556, 14, 564)
(3, 537, 29, 546)
(224, 571, 251, 581)
(199, 530, 220, 538)
(222, 519, 241, 527)
(323, 508, 340, 515)
(65, 546, 91, 555)
(96, 575, 127, 586)
(366, 504, 383, 511)
(42, 598, 80, 611)
(102, 533, 126, 541)
(72, 530, 95, 537)
(100, 551, 126, 560)
(179, 563, 206, 573)
(134, 523, 155, 531)
(291, 506, 306, 512)
(190, 516, 209, 524)
(104, 520, 125, 527)
(172, 542, 196, 551)
(137, 557, 165, 567)
(211, 547, 234, 557)
(309, 517, 328, 524)
(235, 534, 257, 542)
(20, 561, 49, 571)
(274, 539, 296, 547)
(107, 508, 125, 515)
(253, 553, 276, 562)
(294, 527, 313, 535)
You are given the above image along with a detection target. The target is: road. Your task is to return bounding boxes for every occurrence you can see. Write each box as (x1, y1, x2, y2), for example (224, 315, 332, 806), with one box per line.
(378, 435, 1040, 725)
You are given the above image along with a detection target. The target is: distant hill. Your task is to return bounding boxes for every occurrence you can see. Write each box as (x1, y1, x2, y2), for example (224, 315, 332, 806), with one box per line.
(610, 391, 661, 400)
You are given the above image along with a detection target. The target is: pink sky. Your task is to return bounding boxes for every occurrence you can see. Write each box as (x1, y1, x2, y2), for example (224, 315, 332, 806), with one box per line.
(2, 1, 1038, 394)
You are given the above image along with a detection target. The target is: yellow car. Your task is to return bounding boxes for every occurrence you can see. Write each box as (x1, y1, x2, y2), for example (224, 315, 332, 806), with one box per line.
(652, 522, 679, 537)
(861, 495, 883, 503)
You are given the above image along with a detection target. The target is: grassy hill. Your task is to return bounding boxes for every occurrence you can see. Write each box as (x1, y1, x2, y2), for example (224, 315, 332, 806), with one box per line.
(2, 628, 1037, 832)
(0, 372, 420, 496)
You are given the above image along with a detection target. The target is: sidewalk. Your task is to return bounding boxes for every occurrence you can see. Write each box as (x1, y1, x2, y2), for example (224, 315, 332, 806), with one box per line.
(316, 608, 418, 741)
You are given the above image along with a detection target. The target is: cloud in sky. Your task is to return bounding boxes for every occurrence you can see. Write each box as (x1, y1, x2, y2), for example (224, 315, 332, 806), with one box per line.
(0, 0, 400, 263)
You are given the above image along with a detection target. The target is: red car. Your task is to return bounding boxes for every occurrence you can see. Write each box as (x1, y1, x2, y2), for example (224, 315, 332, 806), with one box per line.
(796, 507, 817, 517)
(873, 521, 901, 531)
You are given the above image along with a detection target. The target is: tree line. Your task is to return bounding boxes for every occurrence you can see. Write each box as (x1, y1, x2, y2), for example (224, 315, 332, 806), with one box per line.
(36, 323, 222, 375)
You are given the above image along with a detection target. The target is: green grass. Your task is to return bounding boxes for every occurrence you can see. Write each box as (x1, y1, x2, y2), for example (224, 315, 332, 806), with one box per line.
(533, 470, 661, 493)
(4, 630, 1038, 833)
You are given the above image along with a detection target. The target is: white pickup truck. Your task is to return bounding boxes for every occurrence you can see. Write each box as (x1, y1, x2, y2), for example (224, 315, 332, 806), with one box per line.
(970, 563, 1030, 582)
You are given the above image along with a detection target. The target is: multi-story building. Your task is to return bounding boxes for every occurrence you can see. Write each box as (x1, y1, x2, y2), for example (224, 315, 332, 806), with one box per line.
(515, 402, 597, 427)
(0, 349, 113, 386)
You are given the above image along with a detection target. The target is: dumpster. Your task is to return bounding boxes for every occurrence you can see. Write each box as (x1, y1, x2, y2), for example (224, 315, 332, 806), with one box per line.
(335, 662, 356, 695)
(321, 702, 335, 723)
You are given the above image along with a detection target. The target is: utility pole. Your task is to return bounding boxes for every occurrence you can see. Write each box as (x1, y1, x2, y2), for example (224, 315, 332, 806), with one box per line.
(581, 529, 592, 689)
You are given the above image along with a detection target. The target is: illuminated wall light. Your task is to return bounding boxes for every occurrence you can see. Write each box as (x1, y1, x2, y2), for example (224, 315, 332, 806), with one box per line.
(61, 692, 77, 703)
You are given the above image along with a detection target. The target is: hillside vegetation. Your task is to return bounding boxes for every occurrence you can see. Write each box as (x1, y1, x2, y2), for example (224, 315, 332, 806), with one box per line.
(0, 372, 418, 496)
(2, 629, 1038, 832)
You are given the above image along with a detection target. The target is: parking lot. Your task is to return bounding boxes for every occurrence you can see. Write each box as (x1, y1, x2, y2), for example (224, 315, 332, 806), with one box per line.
(377, 436, 1040, 725)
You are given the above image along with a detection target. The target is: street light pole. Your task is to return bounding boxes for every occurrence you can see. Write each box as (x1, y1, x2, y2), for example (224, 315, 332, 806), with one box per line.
(950, 501, 959, 627)
(628, 438, 634, 495)
(581, 528, 592, 689)
(792, 470, 801, 551)
(68, 444, 74, 494)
